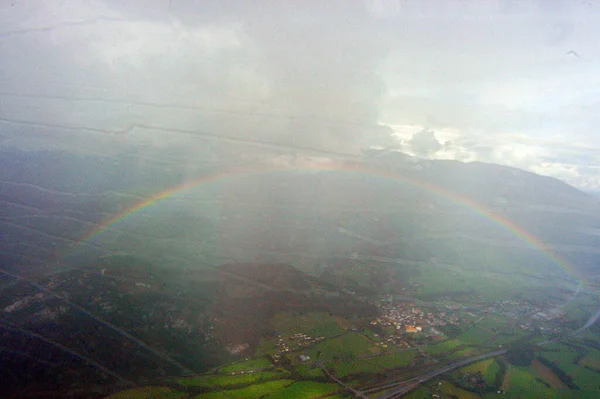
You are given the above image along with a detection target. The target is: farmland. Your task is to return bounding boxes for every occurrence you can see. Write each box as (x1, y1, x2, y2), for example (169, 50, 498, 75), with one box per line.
(99, 291, 600, 399)
(328, 350, 416, 377)
(531, 360, 567, 390)
(404, 381, 482, 399)
(295, 364, 325, 378)
(105, 387, 188, 399)
(190, 380, 294, 399)
(261, 381, 342, 399)
(438, 380, 481, 399)
(426, 338, 462, 355)
(448, 347, 478, 360)
(96, 260, 600, 399)
(175, 371, 286, 388)
(304, 332, 378, 361)
(496, 365, 559, 399)
(458, 326, 495, 346)
(579, 349, 600, 371)
(461, 358, 499, 385)
(412, 243, 562, 301)
(218, 358, 272, 373)
(540, 343, 579, 364)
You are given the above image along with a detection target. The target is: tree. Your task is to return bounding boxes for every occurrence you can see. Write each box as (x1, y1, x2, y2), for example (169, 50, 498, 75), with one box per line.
(506, 342, 535, 366)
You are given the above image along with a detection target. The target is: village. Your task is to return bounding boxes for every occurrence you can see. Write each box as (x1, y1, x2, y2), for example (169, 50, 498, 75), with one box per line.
(270, 332, 326, 363)
(369, 294, 575, 345)
(263, 292, 578, 366)
(370, 300, 461, 344)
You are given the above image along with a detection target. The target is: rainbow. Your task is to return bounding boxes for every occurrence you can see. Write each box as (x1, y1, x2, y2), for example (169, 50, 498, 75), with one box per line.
(66, 158, 582, 283)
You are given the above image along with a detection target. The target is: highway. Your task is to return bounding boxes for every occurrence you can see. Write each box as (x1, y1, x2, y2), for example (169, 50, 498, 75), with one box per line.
(365, 349, 507, 398)
(316, 361, 369, 399)
(572, 306, 600, 336)
(540, 302, 600, 343)
(364, 299, 600, 398)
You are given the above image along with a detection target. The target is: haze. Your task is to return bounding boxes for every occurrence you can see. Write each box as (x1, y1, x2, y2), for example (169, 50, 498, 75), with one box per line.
(1, 0, 599, 189)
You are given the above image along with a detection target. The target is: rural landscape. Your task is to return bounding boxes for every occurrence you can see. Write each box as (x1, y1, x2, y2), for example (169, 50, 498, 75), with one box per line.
(97, 254, 600, 399)
(1, 148, 600, 399)
(2, 1, 600, 398)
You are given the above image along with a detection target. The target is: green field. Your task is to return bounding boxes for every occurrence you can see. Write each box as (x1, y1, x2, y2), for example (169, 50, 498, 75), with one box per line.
(549, 359, 600, 391)
(414, 264, 474, 296)
(498, 365, 559, 399)
(487, 328, 527, 346)
(305, 332, 378, 361)
(262, 381, 341, 399)
(540, 343, 579, 364)
(461, 358, 499, 385)
(361, 328, 382, 341)
(412, 241, 567, 301)
(218, 358, 272, 373)
(579, 348, 600, 371)
(256, 337, 278, 356)
(439, 380, 481, 399)
(175, 371, 285, 388)
(448, 347, 478, 359)
(477, 315, 508, 331)
(272, 312, 346, 338)
(329, 350, 416, 377)
(104, 386, 188, 399)
(191, 379, 294, 399)
(295, 364, 325, 378)
(402, 387, 430, 399)
(561, 294, 599, 324)
(536, 342, 600, 394)
(426, 338, 462, 355)
(458, 326, 495, 346)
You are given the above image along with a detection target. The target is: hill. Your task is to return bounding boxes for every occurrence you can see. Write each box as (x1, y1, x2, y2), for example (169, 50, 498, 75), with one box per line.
(209, 262, 378, 355)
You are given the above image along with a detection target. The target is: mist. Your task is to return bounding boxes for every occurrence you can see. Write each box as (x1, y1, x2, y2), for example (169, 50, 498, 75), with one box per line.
(0, 1, 401, 158)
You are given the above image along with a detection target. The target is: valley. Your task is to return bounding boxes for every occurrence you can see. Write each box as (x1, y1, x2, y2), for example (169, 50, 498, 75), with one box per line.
(1, 149, 600, 398)
(2, 255, 599, 399)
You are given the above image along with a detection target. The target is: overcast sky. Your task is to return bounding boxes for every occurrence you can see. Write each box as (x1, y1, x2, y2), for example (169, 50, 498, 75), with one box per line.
(1, 0, 599, 190)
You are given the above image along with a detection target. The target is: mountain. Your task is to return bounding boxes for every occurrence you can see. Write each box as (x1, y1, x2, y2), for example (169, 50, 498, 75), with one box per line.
(2, 144, 599, 282)
(365, 149, 596, 210)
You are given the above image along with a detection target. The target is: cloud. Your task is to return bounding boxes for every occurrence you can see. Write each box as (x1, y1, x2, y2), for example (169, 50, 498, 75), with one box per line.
(409, 128, 442, 156)
(1, 0, 600, 188)
(0, 1, 397, 155)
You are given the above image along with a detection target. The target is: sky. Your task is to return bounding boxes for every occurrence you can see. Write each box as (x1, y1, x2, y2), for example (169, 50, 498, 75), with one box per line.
(0, 0, 599, 190)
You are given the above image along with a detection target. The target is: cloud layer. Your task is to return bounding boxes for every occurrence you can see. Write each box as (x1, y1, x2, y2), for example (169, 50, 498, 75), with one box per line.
(0, 0, 599, 188)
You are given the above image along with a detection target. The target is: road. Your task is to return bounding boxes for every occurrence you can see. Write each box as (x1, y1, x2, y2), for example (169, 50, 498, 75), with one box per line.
(572, 306, 600, 336)
(316, 361, 369, 399)
(367, 298, 600, 398)
(367, 349, 507, 398)
(542, 298, 600, 341)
